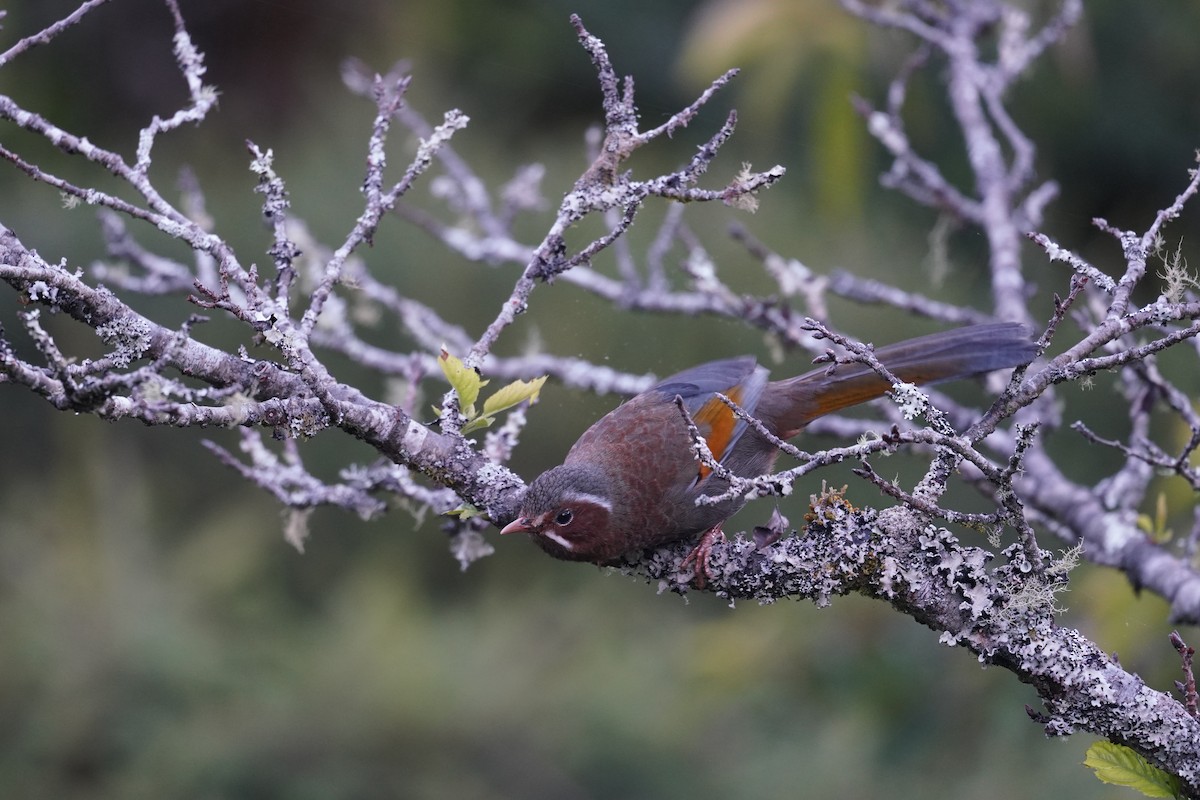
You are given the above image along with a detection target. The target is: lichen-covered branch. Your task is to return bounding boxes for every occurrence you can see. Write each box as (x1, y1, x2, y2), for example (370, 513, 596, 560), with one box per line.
(840, 0, 1200, 630)
(624, 492, 1200, 794)
(0, 3, 781, 539)
(3, 0, 1200, 791)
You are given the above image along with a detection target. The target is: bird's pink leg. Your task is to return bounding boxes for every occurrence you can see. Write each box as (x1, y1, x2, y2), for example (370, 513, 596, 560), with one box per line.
(680, 525, 725, 589)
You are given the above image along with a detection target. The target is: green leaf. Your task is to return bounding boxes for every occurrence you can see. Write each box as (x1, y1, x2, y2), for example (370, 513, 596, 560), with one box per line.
(436, 350, 546, 437)
(1085, 742, 1183, 798)
(438, 348, 487, 417)
(482, 375, 548, 417)
(460, 415, 496, 435)
(445, 503, 486, 520)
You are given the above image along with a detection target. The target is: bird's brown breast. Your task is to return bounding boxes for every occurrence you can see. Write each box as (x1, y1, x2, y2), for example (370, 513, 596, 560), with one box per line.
(563, 393, 737, 551)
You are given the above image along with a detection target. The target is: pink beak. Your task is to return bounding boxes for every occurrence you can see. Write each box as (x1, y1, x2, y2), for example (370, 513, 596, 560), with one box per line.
(500, 517, 534, 535)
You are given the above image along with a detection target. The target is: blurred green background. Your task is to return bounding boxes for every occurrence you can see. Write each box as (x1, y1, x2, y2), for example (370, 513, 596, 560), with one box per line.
(1, 1, 1198, 797)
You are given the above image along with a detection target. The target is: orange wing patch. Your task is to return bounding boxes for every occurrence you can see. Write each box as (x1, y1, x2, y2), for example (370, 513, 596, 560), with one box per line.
(691, 385, 743, 481)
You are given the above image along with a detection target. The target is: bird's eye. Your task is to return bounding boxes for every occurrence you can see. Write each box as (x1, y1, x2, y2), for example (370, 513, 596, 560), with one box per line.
(554, 509, 574, 526)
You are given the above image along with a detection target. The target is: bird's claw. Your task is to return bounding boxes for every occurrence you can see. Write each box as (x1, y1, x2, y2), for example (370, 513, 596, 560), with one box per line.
(680, 525, 725, 589)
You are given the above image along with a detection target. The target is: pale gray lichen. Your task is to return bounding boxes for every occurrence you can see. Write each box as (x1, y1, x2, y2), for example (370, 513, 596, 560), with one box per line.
(95, 317, 153, 368)
(449, 528, 495, 571)
(890, 381, 930, 420)
(26, 280, 58, 304)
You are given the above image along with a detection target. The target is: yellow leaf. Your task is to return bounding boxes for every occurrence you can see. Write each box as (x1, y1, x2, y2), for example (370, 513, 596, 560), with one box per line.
(438, 347, 487, 414)
(482, 375, 548, 417)
(1084, 742, 1182, 798)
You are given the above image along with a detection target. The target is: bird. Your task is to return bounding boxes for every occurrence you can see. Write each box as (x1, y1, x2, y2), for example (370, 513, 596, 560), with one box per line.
(499, 323, 1036, 580)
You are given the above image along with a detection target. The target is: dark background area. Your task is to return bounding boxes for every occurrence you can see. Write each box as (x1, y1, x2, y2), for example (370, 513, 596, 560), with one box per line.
(1, 1, 1197, 797)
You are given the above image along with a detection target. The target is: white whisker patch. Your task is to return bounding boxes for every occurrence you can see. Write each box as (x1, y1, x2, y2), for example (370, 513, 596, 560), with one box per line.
(562, 492, 612, 512)
(541, 530, 575, 551)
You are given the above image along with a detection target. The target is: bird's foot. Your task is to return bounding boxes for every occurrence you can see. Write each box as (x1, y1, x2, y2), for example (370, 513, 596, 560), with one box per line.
(680, 525, 725, 589)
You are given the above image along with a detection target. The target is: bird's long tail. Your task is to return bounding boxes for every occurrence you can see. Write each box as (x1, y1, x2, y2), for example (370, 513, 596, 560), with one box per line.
(759, 322, 1036, 439)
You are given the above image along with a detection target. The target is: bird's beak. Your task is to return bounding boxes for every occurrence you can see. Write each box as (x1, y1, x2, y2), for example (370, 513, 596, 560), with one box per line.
(500, 517, 533, 535)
